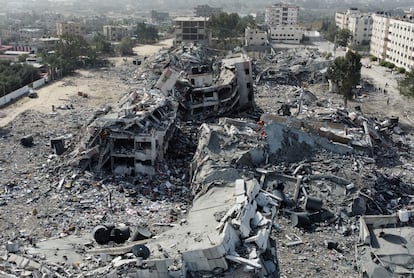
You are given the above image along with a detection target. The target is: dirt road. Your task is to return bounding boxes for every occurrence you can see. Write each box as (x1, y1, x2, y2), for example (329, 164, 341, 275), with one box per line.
(0, 38, 174, 128)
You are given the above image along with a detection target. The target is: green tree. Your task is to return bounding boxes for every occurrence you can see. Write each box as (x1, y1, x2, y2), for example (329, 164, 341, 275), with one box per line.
(337, 28, 352, 47)
(93, 32, 114, 54)
(399, 71, 414, 98)
(0, 61, 40, 94)
(209, 12, 244, 40)
(136, 22, 159, 43)
(117, 37, 134, 56)
(327, 50, 361, 105)
(55, 34, 91, 74)
(320, 18, 337, 42)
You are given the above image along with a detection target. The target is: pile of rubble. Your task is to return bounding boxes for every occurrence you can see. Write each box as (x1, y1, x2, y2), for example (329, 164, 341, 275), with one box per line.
(0, 43, 414, 278)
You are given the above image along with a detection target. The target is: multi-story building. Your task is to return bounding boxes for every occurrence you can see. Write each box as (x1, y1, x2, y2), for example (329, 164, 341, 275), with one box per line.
(150, 10, 170, 25)
(370, 13, 390, 61)
(174, 17, 209, 46)
(103, 25, 129, 41)
(386, 18, 414, 70)
(194, 4, 222, 17)
(370, 12, 414, 71)
(56, 21, 81, 37)
(335, 8, 373, 46)
(245, 26, 268, 46)
(19, 28, 44, 42)
(265, 3, 299, 27)
(269, 25, 304, 43)
(335, 7, 359, 29)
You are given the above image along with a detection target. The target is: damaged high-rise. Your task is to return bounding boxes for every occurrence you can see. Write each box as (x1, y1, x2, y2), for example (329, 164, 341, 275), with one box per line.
(75, 45, 255, 176)
(74, 90, 177, 176)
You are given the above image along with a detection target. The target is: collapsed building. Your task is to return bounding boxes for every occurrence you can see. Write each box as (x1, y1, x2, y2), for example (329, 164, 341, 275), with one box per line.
(74, 90, 177, 176)
(75, 45, 254, 176)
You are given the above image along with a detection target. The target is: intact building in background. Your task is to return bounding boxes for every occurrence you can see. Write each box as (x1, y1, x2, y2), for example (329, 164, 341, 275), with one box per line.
(103, 25, 129, 41)
(265, 3, 299, 27)
(174, 17, 209, 46)
(150, 10, 170, 25)
(335, 8, 373, 46)
(56, 21, 81, 37)
(370, 10, 414, 71)
(194, 4, 222, 17)
(264, 3, 303, 44)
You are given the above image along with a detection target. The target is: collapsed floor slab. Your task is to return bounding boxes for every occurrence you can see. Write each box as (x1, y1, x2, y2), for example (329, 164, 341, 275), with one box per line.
(74, 89, 177, 176)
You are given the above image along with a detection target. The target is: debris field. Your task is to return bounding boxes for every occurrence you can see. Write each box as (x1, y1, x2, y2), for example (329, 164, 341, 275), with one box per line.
(0, 44, 414, 278)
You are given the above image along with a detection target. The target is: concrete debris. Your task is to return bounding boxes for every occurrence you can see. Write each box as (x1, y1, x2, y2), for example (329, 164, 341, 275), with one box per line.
(0, 41, 414, 278)
(74, 89, 178, 176)
(357, 210, 414, 277)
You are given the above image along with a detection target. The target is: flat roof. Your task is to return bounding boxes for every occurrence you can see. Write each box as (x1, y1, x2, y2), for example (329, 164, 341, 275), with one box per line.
(174, 16, 209, 21)
(4, 51, 30, 55)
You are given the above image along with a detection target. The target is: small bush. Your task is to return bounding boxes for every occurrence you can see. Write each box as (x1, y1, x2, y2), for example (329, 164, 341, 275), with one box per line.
(386, 62, 395, 69)
(379, 60, 387, 66)
(397, 67, 406, 74)
(369, 56, 378, 62)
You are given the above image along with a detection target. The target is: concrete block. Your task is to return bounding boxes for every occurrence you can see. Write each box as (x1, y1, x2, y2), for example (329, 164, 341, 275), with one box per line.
(207, 258, 228, 270)
(235, 179, 246, 196)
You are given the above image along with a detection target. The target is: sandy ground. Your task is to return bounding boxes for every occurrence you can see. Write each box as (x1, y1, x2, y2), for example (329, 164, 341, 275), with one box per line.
(0, 38, 174, 128)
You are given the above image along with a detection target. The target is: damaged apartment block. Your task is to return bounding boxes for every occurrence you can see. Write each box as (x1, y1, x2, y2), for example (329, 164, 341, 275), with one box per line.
(74, 89, 177, 176)
(156, 45, 254, 120)
(76, 45, 255, 176)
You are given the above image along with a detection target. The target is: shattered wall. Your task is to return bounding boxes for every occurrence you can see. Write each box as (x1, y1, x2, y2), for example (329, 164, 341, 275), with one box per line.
(74, 89, 177, 176)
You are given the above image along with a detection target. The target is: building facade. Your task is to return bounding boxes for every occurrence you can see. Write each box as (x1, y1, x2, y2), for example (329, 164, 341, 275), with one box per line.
(56, 21, 81, 37)
(335, 8, 373, 46)
(150, 10, 170, 25)
(370, 13, 390, 61)
(174, 17, 209, 46)
(103, 25, 129, 41)
(386, 18, 414, 70)
(194, 5, 222, 17)
(370, 12, 414, 71)
(265, 3, 299, 27)
(245, 26, 268, 46)
(19, 28, 44, 42)
(269, 25, 304, 43)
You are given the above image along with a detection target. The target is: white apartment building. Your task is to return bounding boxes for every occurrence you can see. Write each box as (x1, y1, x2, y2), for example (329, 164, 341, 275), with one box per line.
(335, 8, 373, 46)
(265, 3, 303, 44)
(370, 12, 414, 71)
(386, 18, 414, 70)
(245, 27, 268, 46)
(370, 13, 390, 60)
(335, 8, 359, 29)
(269, 25, 304, 43)
(265, 3, 299, 27)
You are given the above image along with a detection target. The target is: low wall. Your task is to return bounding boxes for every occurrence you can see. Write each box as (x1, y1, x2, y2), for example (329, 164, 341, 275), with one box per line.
(0, 78, 47, 107)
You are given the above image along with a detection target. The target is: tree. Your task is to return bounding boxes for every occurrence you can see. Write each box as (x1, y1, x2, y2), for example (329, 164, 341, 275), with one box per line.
(399, 71, 414, 98)
(320, 18, 337, 42)
(327, 50, 361, 105)
(208, 12, 243, 40)
(93, 32, 114, 54)
(336, 28, 352, 47)
(55, 34, 92, 74)
(136, 22, 159, 43)
(117, 37, 134, 56)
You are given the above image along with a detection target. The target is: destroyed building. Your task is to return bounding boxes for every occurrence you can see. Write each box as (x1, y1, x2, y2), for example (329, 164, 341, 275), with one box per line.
(74, 89, 177, 176)
(2, 38, 414, 278)
(76, 45, 255, 176)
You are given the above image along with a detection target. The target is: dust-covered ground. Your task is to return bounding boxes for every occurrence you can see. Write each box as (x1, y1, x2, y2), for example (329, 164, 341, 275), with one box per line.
(0, 39, 413, 277)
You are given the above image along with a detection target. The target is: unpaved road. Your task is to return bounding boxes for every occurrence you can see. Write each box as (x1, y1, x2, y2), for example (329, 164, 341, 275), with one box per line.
(0, 38, 174, 128)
